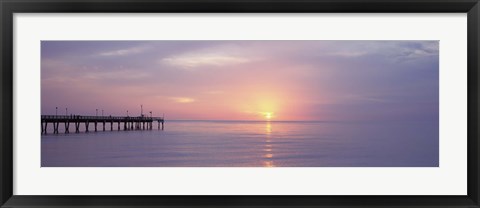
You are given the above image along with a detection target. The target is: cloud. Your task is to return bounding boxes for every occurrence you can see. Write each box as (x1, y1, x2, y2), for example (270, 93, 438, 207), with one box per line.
(317, 41, 439, 62)
(98, 46, 149, 57)
(82, 69, 149, 80)
(161, 53, 250, 69)
(326, 51, 369, 57)
(341, 94, 390, 103)
(393, 41, 439, 61)
(204, 90, 224, 95)
(169, 97, 195, 103)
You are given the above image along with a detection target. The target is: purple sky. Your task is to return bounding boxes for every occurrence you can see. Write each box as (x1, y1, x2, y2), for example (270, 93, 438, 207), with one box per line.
(41, 40, 439, 121)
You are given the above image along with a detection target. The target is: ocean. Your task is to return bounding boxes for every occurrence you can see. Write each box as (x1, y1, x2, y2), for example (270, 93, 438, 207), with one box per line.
(41, 120, 438, 167)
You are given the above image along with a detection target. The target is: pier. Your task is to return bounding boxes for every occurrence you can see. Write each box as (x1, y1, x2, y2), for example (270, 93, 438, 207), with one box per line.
(41, 115, 165, 134)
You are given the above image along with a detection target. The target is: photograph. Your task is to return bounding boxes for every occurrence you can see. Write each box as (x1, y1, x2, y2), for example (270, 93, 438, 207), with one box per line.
(41, 40, 439, 167)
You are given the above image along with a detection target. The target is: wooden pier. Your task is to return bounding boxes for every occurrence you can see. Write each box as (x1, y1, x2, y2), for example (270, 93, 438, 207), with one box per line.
(41, 115, 164, 134)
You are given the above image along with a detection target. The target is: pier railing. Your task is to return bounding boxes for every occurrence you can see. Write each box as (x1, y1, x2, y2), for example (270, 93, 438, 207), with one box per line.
(41, 115, 164, 121)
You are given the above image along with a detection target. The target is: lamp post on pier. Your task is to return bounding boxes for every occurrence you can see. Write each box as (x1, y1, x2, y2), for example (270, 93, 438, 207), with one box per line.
(66, 108, 68, 116)
(55, 107, 58, 116)
(127, 110, 129, 117)
(102, 109, 104, 117)
(96, 109, 98, 116)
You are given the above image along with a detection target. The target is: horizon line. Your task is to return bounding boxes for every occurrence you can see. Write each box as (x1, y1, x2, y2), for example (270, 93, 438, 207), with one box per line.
(166, 119, 334, 122)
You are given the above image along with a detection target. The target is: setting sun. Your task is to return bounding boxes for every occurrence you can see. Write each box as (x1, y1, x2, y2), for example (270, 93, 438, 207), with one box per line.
(263, 112, 273, 120)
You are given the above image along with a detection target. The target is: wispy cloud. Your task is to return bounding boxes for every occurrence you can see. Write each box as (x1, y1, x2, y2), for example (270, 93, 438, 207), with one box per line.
(99, 46, 149, 57)
(161, 53, 250, 69)
(326, 51, 369, 57)
(393, 41, 439, 61)
(169, 97, 195, 103)
(340, 94, 390, 103)
(318, 41, 439, 61)
(82, 69, 149, 80)
(204, 90, 224, 95)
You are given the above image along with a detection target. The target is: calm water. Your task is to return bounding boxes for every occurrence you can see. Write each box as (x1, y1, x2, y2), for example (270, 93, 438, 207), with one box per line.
(41, 120, 438, 167)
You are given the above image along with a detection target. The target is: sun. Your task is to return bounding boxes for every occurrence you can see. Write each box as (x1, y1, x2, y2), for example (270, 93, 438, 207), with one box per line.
(263, 112, 273, 120)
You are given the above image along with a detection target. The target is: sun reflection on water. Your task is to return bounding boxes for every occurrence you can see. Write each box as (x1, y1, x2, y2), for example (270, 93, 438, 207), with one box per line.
(264, 161, 275, 167)
(263, 121, 275, 167)
(265, 122, 272, 135)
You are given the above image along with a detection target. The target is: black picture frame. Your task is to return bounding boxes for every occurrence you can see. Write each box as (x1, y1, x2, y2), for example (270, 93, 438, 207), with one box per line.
(1, 0, 479, 207)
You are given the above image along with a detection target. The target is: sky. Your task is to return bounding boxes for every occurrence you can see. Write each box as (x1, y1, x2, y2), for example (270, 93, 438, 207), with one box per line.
(41, 40, 439, 121)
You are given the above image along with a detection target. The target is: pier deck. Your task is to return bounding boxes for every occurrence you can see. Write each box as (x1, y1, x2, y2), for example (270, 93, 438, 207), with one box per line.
(41, 115, 164, 134)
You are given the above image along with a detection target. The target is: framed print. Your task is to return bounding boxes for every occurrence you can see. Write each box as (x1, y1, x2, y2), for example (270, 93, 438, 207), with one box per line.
(1, 0, 479, 207)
